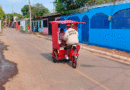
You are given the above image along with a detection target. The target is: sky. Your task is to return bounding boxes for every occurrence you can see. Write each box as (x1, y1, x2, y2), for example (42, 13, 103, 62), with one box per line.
(0, 0, 54, 14)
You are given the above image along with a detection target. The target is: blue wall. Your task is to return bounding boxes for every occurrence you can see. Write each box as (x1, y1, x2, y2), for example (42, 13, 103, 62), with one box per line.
(82, 15, 89, 43)
(60, 3, 130, 52)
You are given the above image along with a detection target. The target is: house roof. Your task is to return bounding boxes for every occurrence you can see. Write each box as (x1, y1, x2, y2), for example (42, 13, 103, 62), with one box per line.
(19, 18, 30, 21)
(49, 20, 85, 24)
(32, 13, 61, 20)
(42, 13, 61, 18)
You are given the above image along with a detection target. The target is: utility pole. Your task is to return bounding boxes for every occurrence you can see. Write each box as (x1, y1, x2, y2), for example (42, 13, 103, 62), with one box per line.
(12, 6, 14, 27)
(9, 15, 10, 27)
(6, 15, 7, 27)
(29, 0, 32, 33)
(12, 6, 14, 18)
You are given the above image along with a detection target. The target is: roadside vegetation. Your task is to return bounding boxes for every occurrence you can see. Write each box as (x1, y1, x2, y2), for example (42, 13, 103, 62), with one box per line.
(21, 3, 50, 19)
(0, 6, 5, 27)
(54, 0, 120, 14)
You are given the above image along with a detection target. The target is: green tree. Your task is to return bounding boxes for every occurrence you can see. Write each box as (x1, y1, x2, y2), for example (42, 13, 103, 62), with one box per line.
(0, 6, 5, 26)
(31, 6, 37, 18)
(14, 13, 23, 21)
(54, 0, 90, 14)
(21, 3, 50, 19)
(6, 13, 23, 23)
(55, 1, 66, 14)
(6, 14, 10, 23)
(21, 5, 30, 18)
(6, 14, 14, 23)
(34, 3, 49, 18)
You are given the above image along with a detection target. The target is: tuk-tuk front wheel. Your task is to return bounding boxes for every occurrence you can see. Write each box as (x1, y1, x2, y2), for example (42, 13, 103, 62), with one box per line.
(52, 51, 57, 63)
(72, 56, 77, 69)
(52, 57, 57, 63)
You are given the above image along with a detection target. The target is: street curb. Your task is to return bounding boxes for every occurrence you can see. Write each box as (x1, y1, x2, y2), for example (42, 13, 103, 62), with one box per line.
(81, 46, 130, 61)
(37, 35, 130, 62)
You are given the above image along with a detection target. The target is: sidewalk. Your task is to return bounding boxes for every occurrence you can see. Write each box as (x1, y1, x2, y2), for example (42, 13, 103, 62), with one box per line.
(43, 35, 130, 62)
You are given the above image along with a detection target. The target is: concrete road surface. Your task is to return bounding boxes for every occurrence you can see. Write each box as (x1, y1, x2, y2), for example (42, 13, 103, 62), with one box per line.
(0, 27, 130, 90)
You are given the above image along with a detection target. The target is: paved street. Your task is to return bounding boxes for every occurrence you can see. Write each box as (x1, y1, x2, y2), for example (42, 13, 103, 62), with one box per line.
(0, 27, 130, 90)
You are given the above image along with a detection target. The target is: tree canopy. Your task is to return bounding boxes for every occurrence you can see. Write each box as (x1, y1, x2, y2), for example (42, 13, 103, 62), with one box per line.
(54, 0, 90, 14)
(0, 6, 5, 26)
(6, 13, 23, 23)
(21, 5, 30, 18)
(21, 3, 50, 18)
(14, 13, 23, 21)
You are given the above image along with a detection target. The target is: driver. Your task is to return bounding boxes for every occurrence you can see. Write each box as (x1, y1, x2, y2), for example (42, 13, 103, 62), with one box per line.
(59, 28, 65, 41)
(63, 23, 79, 59)
(59, 28, 65, 47)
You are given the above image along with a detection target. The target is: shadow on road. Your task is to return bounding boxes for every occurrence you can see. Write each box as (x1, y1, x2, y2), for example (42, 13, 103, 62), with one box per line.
(0, 40, 18, 90)
(97, 56, 130, 66)
(81, 64, 130, 69)
(81, 64, 96, 67)
(40, 53, 73, 67)
(40, 53, 53, 62)
(40, 53, 69, 63)
(20, 30, 27, 34)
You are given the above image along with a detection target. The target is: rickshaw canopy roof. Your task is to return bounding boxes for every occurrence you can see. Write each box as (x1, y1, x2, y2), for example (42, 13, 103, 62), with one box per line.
(50, 20, 85, 49)
(49, 20, 85, 24)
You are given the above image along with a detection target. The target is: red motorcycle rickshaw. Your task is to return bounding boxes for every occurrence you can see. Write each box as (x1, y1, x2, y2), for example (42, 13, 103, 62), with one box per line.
(49, 20, 85, 68)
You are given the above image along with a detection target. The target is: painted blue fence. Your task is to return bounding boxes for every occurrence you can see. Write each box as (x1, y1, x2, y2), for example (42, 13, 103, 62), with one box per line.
(91, 13, 109, 29)
(60, 2, 130, 52)
(82, 15, 89, 43)
(112, 8, 130, 29)
(68, 16, 80, 28)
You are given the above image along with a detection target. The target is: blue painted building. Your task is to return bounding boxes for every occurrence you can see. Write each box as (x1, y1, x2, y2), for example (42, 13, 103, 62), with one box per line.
(32, 19, 43, 32)
(60, 1, 130, 52)
(34, 20, 38, 32)
(38, 20, 43, 32)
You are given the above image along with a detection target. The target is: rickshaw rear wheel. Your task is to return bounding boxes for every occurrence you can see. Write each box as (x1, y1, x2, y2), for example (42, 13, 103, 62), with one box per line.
(72, 56, 77, 69)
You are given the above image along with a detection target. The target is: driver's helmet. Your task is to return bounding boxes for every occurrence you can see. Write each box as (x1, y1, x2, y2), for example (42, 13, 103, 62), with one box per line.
(66, 23, 71, 28)
(66, 23, 71, 26)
